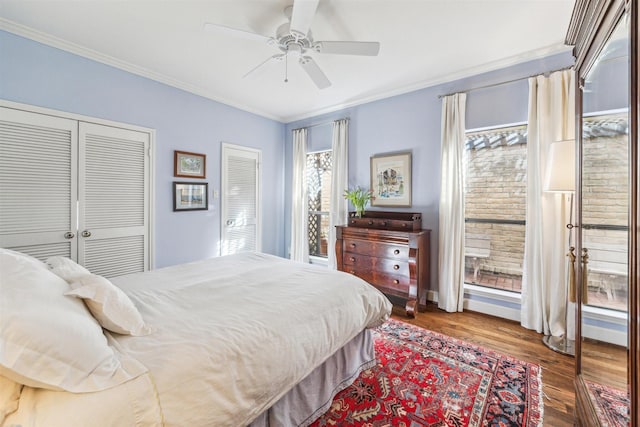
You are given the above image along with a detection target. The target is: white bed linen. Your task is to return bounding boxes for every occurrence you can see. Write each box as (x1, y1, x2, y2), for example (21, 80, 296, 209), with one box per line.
(4, 252, 391, 427)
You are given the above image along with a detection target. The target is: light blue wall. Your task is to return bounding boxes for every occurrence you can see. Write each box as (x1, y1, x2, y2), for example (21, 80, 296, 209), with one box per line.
(0, 27, 580, 279)
(284, 51, 575, 290)
(0, 30, 286, 268)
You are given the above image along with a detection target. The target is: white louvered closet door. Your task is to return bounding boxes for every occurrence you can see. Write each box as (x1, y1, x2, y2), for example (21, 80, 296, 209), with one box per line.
(0, 107, 78, 260)
(78, 123, 150, 277)
(221, 143, 261, 255)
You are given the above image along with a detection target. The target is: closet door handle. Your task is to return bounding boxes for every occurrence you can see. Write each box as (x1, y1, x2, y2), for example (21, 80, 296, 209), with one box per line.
(81, 230, 92, 238)
(64, 232, 75, 239)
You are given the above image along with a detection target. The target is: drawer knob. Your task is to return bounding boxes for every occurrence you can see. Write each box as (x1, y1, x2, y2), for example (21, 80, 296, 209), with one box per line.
(350, 257, 356, 262)
(349, 270, 355, 274)
(350, 243, 356, 248)
(368, 220, 373, 225)
(394, 249, 400, 255)
(393, 279, 399, 284)
(381, 221, 387, 226)
(402, 223, 407, 227)
(393, 264, 400, 270)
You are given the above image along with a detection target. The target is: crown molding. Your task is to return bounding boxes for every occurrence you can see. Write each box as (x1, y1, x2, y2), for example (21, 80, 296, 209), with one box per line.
(282, 43, 573, 123)
(0, 18, 283, 122)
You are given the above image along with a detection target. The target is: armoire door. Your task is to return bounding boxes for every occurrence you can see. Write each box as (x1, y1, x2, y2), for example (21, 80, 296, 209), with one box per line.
(0, 105, 151, 278)
(220, 143, 261, 256)
(567, 0, 636, 425)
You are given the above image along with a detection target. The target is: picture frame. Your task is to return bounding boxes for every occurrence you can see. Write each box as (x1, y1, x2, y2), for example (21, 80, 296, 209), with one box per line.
(173, 182, 208, 211)
(370, 151, 412, 207)
(174, 150, 206, 178)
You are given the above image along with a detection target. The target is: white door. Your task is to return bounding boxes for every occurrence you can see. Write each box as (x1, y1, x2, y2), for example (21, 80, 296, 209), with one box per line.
(221, 143, 261, 255)
(0, 107, 79, 260)
(0, 106, 151, 277)
(78, 122, 150, 277)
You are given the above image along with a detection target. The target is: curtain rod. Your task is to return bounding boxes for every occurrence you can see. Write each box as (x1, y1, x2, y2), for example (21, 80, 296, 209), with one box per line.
(437, 65, 574, 99)
(291, 117, 349, 132)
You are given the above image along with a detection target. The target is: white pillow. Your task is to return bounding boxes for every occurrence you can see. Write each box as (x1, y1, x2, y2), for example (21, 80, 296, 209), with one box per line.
(66, 274, 152, 336)
(45, 256, 91, 282)
(0, 249, 147, 392)
(0, 247, 47, 270)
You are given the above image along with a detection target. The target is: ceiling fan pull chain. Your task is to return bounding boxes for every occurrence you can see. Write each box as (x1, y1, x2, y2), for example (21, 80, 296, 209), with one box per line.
(284, 53, 289, 83)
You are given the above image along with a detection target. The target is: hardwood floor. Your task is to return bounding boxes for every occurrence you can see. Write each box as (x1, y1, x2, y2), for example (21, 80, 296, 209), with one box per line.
(391, 303, 576, 426)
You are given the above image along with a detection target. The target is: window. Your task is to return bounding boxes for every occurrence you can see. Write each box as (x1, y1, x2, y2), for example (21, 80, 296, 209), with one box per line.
(306, 151, 332, 258)
(463, 124, 527, 292)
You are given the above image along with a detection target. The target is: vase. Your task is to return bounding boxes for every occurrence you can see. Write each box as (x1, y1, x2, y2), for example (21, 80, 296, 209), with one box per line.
(355, 207, 365, 218)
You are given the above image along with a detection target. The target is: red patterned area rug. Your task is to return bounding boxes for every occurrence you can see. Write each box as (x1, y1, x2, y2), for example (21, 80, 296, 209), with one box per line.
(310, 319, 543, 427)
(584, 380, 630, 427)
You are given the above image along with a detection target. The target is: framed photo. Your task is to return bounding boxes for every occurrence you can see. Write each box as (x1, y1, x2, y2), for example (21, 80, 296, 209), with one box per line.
(173, 182, 208, 211)
(174, 150, 206, 178)
(370, 151, 412, 207)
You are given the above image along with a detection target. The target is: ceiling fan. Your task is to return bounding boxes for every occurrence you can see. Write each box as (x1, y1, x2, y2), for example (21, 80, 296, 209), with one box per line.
(203, 0, 380, 89)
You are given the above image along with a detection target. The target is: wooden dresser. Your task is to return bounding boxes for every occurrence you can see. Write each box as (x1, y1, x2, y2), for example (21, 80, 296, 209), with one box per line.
(335, 211, 430, 317)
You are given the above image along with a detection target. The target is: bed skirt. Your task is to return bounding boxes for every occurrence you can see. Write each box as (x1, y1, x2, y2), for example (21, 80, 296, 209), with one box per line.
(249, 328, 375, 427)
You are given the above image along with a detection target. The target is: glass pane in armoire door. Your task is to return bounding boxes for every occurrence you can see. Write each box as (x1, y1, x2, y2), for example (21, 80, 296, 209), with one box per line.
(580, 12, 629, 422)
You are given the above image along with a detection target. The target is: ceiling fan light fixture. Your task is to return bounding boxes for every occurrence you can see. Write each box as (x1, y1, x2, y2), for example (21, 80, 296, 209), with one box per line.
(287, 43, 303, 57)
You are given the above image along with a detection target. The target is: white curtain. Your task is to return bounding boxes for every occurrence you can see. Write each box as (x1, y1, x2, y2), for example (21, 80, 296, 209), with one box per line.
(438, 93, 467, 312)
(290, 128, 309, 262)
(521, 69, 575, 336)
(328, 119, 349, 269)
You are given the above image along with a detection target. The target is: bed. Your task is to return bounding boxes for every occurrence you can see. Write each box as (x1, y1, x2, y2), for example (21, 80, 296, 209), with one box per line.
(0, 248, 392, 426)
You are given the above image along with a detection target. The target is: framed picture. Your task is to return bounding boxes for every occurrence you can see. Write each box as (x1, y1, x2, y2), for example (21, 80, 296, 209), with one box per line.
(174, 150, 206, 178)
(173, 182, 208, 211)
(370, 151, 412, 207)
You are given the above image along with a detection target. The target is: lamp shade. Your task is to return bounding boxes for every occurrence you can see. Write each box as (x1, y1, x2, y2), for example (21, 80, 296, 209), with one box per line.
(544, 139, 575, 192)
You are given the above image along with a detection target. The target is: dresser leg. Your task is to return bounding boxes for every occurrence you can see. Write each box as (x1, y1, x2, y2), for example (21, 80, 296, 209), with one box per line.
(405, 299, 416, 318)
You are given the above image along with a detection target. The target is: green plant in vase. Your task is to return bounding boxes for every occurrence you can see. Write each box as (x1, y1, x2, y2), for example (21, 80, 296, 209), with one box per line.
(343, 186, 372, 218)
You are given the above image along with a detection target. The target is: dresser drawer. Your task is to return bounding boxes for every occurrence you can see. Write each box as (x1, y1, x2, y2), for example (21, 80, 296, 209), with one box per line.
(343, 238, 409, 260)
(343, 253, 409, 276)
(343, 266, 410, 296)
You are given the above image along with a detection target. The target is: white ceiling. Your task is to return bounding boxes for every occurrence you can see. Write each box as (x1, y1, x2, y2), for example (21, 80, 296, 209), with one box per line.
(0, 0, 576, 123)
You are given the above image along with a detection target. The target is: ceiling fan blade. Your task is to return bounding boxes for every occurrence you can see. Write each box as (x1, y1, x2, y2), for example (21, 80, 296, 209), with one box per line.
(289, 0, 319, 37)
(314, 41, 380, 56)
(299, 56, 331, 89)
(203, 22, 272, 43)
(243, 54, 284, 79)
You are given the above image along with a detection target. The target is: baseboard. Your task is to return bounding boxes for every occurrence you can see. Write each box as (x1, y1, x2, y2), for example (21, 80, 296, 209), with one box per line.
(463, 298, 521, 322)
(429, 287, 627, 346)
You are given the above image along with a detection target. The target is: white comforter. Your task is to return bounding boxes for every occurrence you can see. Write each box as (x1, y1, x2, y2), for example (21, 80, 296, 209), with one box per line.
(4, 252, 391, 426)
